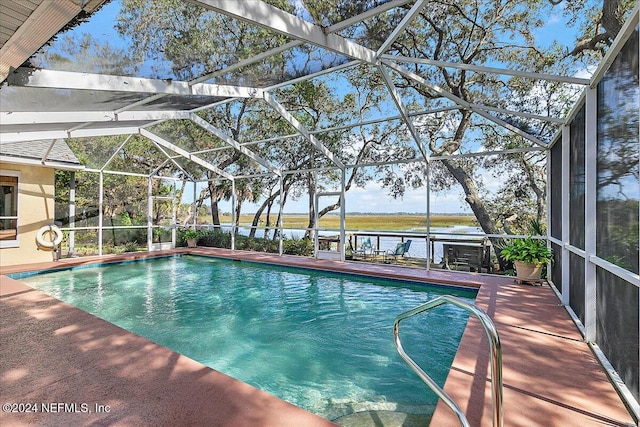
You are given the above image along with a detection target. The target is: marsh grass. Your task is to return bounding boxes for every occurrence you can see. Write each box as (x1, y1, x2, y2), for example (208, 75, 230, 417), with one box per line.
(224, 214, 478, 231)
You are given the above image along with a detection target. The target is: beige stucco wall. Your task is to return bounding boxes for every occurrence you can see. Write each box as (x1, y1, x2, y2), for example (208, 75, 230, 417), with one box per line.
(0, 163, 57, 268)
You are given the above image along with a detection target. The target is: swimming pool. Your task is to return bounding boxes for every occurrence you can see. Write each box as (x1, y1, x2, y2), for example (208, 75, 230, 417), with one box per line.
(14, 255, 476, 421)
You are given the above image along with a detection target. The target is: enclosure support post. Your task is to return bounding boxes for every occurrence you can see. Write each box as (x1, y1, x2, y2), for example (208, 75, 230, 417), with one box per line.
(171, 181, 177, 248)
(561, 124, 570, 305)
(584, 87, 598, 342)
(339, 168, 345, 261)
(313, 171, 318, 258)
(98, 172, 103, 256)
(192, 179, 197, 228)
(69, 171, 76, 256)
(425, 160, 431, 270)
(231, 179, 236, 251)
(278, 174, 284, 256)
(147, 177, 153, 251)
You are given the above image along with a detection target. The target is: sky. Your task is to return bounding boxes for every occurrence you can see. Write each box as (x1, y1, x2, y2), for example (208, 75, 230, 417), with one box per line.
(186, 172, 508, 214)
(53, 0, 590, 214)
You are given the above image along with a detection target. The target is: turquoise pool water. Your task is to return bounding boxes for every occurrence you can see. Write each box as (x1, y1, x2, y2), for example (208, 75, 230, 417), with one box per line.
(15, 255, 476, 420)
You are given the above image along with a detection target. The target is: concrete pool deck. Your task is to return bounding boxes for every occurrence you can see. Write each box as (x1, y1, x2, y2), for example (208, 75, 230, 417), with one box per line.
(0, 248, 636, 426)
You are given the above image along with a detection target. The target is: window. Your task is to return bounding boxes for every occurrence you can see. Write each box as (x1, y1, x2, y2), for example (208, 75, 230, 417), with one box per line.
(0, 173, 19, 247)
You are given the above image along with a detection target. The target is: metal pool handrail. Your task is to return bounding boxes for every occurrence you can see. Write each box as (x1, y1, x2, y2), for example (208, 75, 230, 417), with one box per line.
(393, 295, 503, 427)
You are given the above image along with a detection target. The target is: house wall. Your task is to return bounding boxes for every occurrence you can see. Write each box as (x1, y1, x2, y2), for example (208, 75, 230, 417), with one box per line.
(0, 163, 56, 267)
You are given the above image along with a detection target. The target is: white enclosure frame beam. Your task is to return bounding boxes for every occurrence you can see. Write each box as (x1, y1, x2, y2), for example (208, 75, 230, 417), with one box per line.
(6, 68, 264, 98)
(0, 110, 192, 125)
(561, 124, 570, 305)
(193, 0, 377, 63)
(584, 87, 597, 342)
(325, 0, 415, 33)
(376, 0, 427, 57)
(231, 180, 236, 251)
(189, 113, 280, 176)
(101, 135, 134, 171)
(185, 2, 412, 113)
(467, 104, 565, 124)
(263, 92, 345, 169)
(190, 0, 411, 86)
(98, 172, 104, 256)
(278, 174, 285, 256)
(192, 105, 460, 156)
(378, 62, 429, 162)
(1, 126, 144, 143)
(150, 144, 196, 182)
(68, 172, 76, 256)
(425, 161, 431, 270)
(40, 139, 61, 165)
(147, 177, 153, 251)
(139, 128, 234, 181)
(188, 0, 565, 150)
(340, 171, 346, 262)
(0, 155, 84, 171)
(384, 60, 549, 148)
(383, 54, 591, 85)
(191, 181, 197, 228)
(116, 0, 410, 116)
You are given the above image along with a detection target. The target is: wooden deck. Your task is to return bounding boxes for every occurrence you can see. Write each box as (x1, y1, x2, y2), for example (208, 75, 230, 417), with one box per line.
(1, 248, 636, 426)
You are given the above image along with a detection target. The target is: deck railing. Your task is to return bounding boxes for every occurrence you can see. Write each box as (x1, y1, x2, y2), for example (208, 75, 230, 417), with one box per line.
(393, 295, 503, 427)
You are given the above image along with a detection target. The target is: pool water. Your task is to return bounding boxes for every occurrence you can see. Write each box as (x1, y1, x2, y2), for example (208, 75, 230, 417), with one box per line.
(15, 255, 476, 420)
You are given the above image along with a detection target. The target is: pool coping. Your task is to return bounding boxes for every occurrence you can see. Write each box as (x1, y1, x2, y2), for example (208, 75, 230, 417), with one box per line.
(1, 248, 636, 426)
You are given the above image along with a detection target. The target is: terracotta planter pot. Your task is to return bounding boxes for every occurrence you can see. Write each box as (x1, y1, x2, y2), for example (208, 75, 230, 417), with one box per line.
(514, 260, 543, 281)
(187, 238, 198, 248)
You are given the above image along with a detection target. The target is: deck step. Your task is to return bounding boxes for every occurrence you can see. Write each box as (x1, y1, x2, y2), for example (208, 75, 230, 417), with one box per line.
(332, 410, 430, 427)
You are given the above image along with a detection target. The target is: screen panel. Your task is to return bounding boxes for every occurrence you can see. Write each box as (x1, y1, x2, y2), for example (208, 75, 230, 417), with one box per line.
(596, 267, 639, 403)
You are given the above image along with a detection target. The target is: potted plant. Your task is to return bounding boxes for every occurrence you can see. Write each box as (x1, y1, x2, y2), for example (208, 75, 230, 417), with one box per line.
(500, 236, 552, 281)
(183, 229, 200, 248)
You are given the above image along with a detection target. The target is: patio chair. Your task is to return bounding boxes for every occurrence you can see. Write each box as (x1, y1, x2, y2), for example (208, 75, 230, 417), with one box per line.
(403, 239, 412, 257)
(384, 239, 412, 263)
(384, 242, 406, 263)
(354, 237, 374, 259)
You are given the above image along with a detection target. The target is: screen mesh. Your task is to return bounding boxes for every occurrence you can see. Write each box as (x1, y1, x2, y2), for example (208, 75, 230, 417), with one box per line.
(569, 252, 585, 324)
(596, 267, 639, 403)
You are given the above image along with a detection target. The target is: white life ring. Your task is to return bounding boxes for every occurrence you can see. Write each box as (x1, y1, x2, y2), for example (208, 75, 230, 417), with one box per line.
(36, 224, 63, 249)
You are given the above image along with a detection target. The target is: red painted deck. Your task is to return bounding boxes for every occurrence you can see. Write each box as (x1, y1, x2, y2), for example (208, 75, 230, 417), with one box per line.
(1, 248, 635, 426)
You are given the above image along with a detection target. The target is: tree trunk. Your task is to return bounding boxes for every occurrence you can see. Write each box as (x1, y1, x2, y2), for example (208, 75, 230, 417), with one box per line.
(249, 187, 282, 238)
(441, 158, 509, 270)
(177, 179, 186, 208)
(235, 199, 242, 227)
(211, 200, 221, 229)
(273, 190, 289, 241)
(305, 169, 316, 240)
(263, 200, 273, 238)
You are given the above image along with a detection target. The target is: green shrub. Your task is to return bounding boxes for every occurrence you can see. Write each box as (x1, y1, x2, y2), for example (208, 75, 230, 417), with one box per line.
(124, 241, 140, 252)
(191, 229, 313, 256)
(198, 230, 232, 248)
(283, 238, 313, 256)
